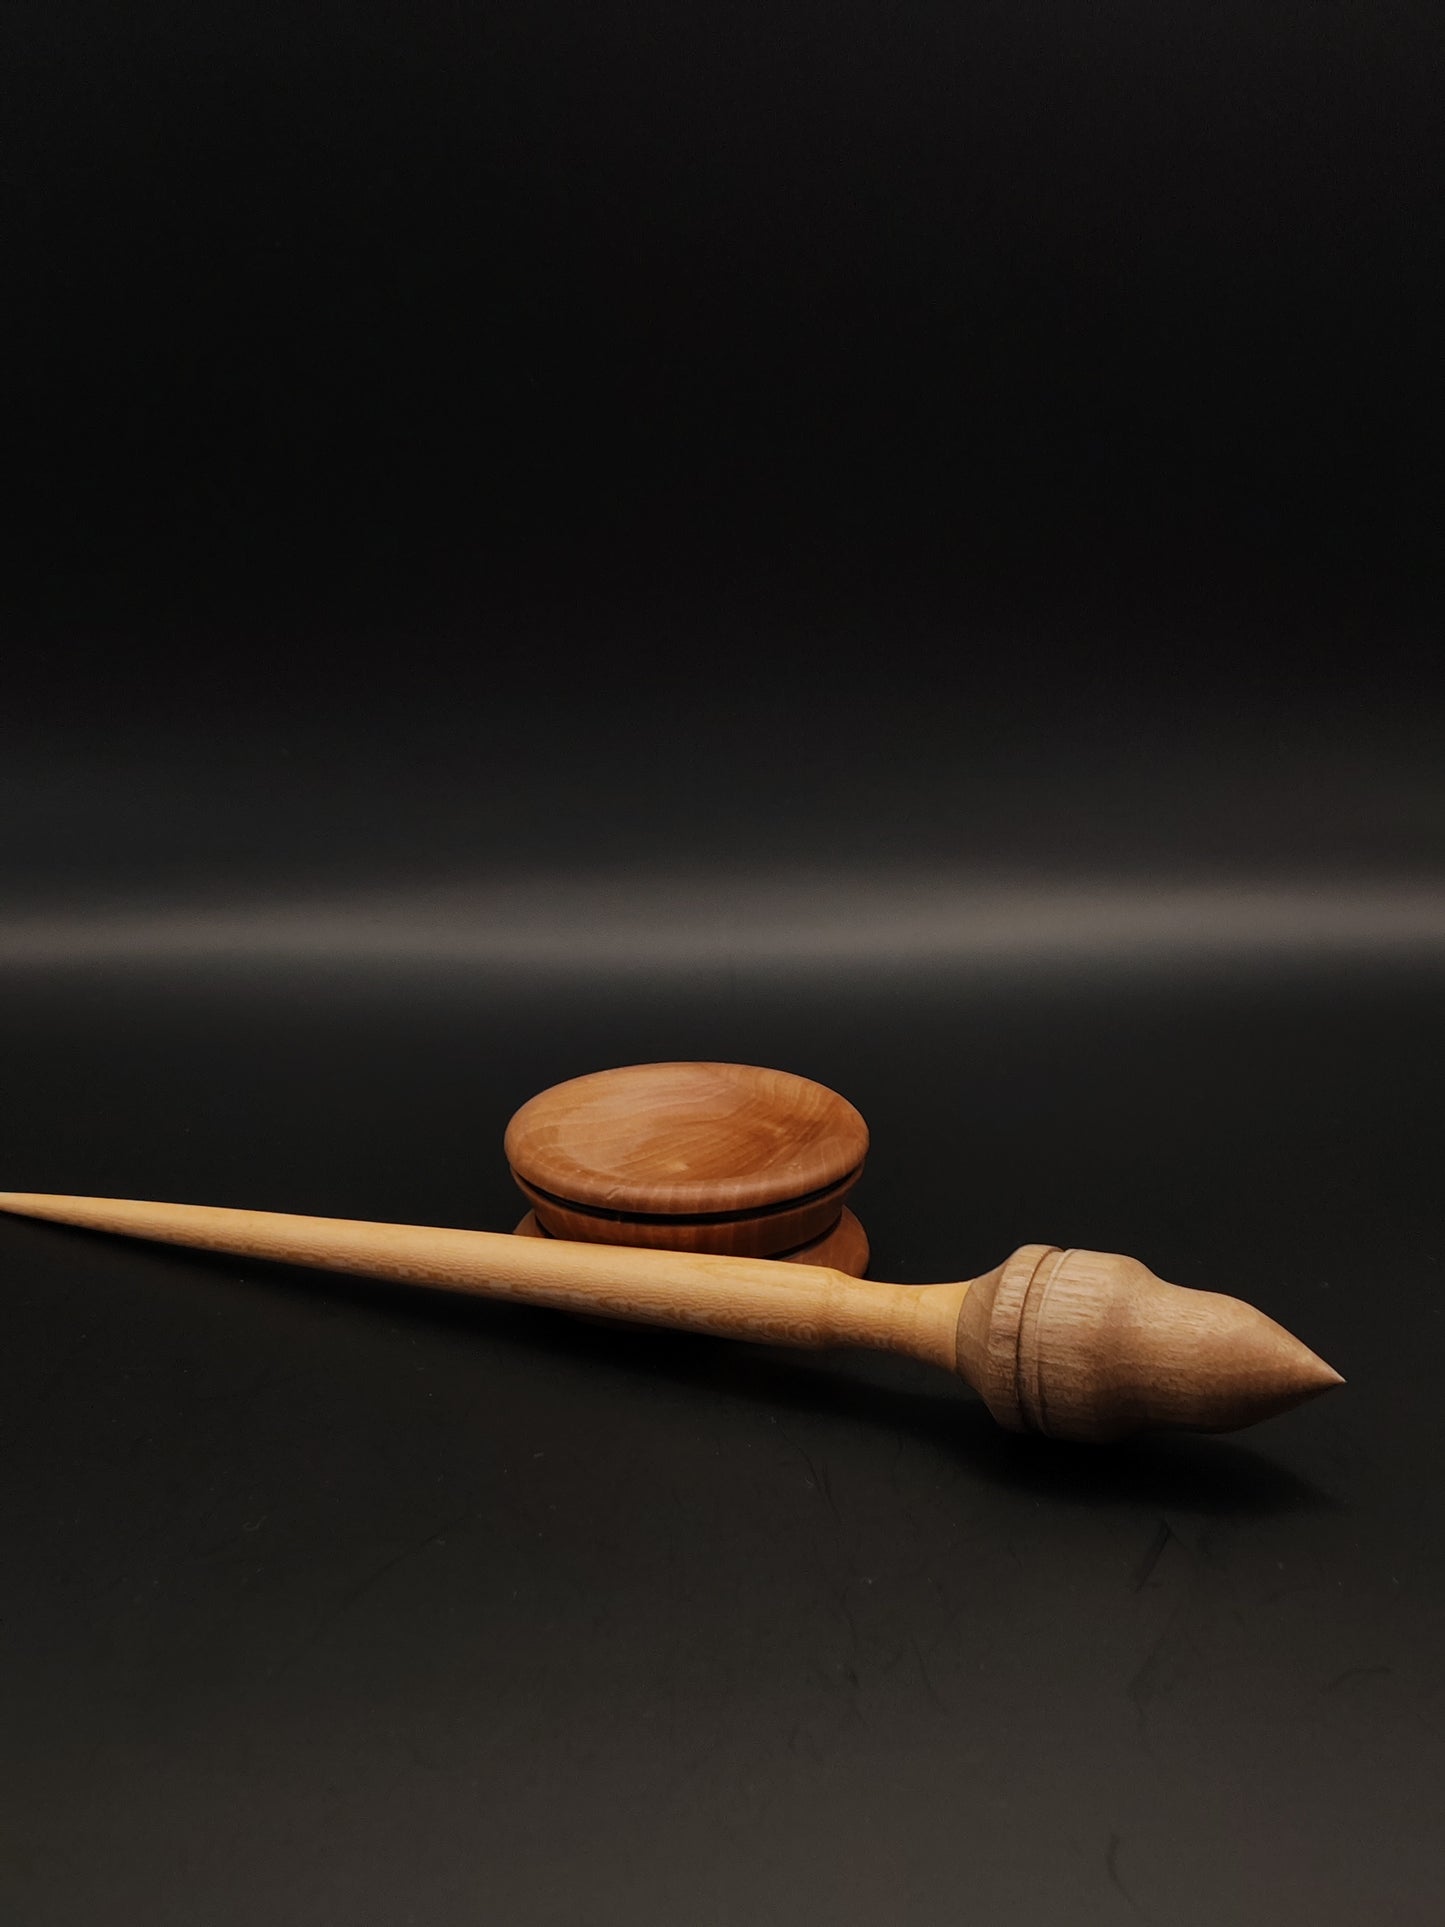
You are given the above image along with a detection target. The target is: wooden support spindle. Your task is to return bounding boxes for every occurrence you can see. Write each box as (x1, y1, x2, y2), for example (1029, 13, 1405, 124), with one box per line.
(0, 1191, 1342, 1441)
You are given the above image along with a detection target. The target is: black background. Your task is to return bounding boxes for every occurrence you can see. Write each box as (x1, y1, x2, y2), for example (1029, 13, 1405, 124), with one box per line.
(3, 5, 1444, 1923)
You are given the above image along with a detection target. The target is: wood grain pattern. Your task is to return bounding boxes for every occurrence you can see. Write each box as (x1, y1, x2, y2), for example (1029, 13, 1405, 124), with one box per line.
(510, 1167, 859, 1257)
(504, 1062, 868, 1218)
(0, 1191, 1343, 1441)
(504, 1061, 871, 1269)
(513, 1204, 871, 1275)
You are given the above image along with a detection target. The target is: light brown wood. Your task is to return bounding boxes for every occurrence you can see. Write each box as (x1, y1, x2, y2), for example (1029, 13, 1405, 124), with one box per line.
(504, 1062, 869, 1262)
(505, 1061, 869, 1263)
(505, 1062, 868, 1216)
(510, 1167, 859, 1256)
(0, 1191, 1343, 1441)
(513, 1204, 872, 1275)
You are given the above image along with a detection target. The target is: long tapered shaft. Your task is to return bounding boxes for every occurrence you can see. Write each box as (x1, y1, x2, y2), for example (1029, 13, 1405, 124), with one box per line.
(0, 1191, 964, 1363)
(0, 1191, 1343, 1440)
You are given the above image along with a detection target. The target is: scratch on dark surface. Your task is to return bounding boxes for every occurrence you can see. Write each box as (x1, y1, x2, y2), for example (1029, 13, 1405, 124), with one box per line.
(818, 1459, 841, 1524)
(0, 1321, 89, 1457)
(1106, 1832, 1150, 1919)
(1323, 1663, 1392, 1692)
(1132, 1519, 1174, 1592)
(909, 1633, 948, 1714)
(835, 1584, 862, 1657)
(1126, 1616, 1176, 1740)
(267, 1515, 468, 1680)
(1126, 1552, 1201, 1746)
(790, 1439, 843, 1526)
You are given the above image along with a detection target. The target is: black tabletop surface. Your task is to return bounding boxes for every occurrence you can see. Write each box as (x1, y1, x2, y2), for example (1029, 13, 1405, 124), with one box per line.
(2, 941, 1443, 1926)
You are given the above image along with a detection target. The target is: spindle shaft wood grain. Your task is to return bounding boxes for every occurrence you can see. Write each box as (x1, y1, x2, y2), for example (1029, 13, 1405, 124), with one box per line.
(0, 1191, 1343, 1441)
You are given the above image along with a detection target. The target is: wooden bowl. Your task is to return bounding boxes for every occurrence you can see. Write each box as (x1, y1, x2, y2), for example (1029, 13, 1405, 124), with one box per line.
(504, 1061, 870, 1274)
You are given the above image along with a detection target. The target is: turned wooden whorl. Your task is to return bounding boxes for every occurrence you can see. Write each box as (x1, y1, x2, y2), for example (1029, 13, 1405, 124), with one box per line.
(504, 1062, 870, 1274)
(513, 1204, 872, 1274)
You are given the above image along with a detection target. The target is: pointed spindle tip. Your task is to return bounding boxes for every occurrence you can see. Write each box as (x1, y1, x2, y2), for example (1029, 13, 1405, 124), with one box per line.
(956, 1245, 1345, 1441)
